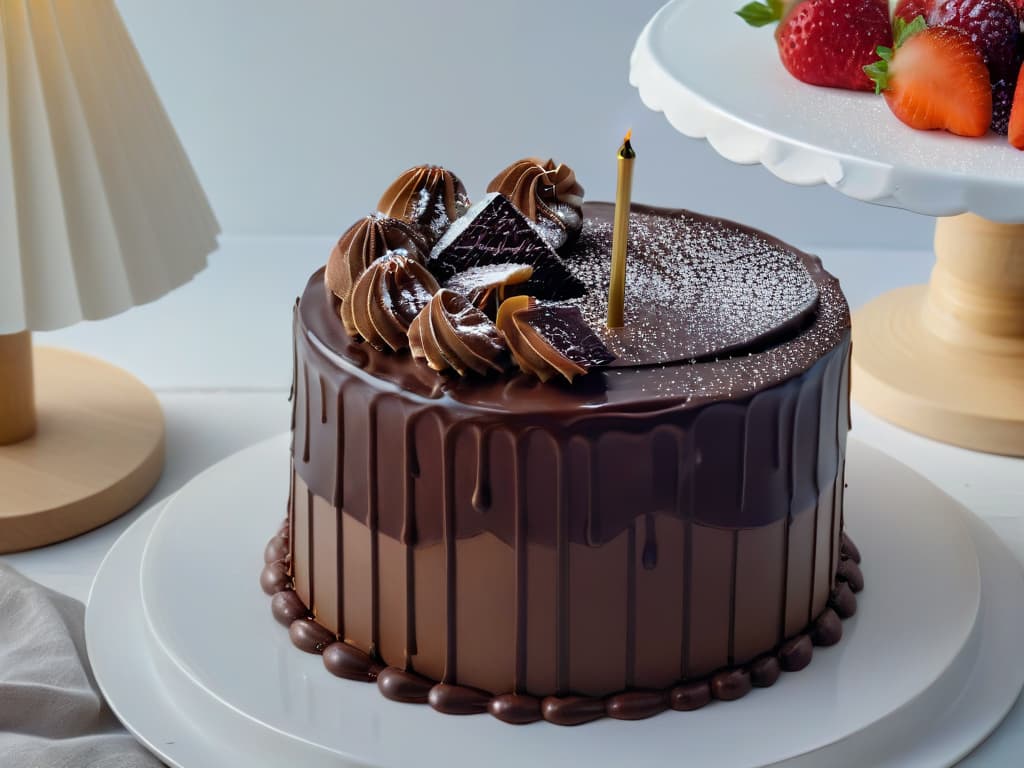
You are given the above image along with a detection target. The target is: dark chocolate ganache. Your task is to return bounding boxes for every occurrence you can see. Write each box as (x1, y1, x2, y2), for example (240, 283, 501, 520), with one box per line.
(291, 203, 851, 543)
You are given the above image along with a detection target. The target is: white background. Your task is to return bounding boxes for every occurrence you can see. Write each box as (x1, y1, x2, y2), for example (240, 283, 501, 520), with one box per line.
(114, 0, 935, 250)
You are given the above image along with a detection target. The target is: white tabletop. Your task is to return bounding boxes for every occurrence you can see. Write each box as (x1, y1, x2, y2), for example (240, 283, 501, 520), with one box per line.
(2, 236, 1021, 765)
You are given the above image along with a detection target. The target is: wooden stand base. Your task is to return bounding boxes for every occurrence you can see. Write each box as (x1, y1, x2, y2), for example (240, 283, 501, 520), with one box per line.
(0, 347, 164, 553)
(852, 214, 1024, 457)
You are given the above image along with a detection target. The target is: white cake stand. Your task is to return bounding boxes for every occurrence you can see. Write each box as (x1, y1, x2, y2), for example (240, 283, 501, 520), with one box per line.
(85, 435, 1024, 767)
(630, 0, 1024, 456)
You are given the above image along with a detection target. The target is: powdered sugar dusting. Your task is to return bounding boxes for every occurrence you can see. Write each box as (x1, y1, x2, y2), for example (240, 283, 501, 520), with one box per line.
(559, 211, 820, 367)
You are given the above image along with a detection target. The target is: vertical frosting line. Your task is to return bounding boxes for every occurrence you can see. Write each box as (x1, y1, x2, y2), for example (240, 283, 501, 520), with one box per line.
(288, 463, 296, 577)
(336, 497, 345, 641)
(780, 385, 797, 644)
(442, 426, 457, 682)
(555, 436, 569, 695)
(807, 375, 823, 625)
(403, 413, 419, 667)
(679, 429, 691, 679)
(301, 361, 310, 464)
(333, 382, 346, 508)
(726, 529, 739, 667)
(319, 375, 327, 424)
(472, 426, 491, 512)
(586, 432, 599, 547)
(289, 302, 298, 431)
(625, 521, 637, 688)
(829, 350, 845, 583)
(368, 398, 380, 657)
(513, 435, 528, 692)
(306, 488, 315, 613)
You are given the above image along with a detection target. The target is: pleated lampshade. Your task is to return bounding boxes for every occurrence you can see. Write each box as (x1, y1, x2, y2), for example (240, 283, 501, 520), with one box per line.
(0, 0, 219, 334)
(0, 0, 219, 553)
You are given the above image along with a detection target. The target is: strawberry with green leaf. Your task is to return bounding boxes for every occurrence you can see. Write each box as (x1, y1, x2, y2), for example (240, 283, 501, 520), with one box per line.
(865, 15, 993, 136)
(737, 0, 892, 91)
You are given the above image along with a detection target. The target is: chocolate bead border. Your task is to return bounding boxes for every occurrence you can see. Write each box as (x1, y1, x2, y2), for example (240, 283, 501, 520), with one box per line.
(261, 522, 863, 726)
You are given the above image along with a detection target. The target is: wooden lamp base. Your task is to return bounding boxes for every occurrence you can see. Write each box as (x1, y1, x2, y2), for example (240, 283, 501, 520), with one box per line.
(0, 336, 164, 554)
(852, 214, 1024, 457)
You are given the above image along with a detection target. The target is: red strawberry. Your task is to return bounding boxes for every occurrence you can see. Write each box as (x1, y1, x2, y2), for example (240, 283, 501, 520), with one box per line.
(1009, 62, 1024, 147)
(894, 0, 934, 24)
(928, 0, 1020, 80)
(737, 0, 892, 91)
(865, 20, 993, 136)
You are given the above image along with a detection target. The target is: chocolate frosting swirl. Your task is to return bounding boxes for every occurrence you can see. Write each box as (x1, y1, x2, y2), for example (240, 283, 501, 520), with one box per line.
(486, 158, 584, 248)
(349, 252, 440, 351)
(408, 289, 509, 376)
(496, 296, 589, 383)
(325, 216, 428, 335)
(377, 165, 471, 244)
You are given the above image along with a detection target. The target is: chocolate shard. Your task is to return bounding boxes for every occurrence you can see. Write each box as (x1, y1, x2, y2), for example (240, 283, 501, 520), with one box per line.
(427, 193, 584, 301)
(443, 262, 534, 312)
(518, 305, 615, 370)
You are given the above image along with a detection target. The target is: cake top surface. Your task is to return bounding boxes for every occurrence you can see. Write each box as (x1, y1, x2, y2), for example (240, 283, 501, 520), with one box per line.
(301, 202, 850, 415)
(560, 204, 819, 366)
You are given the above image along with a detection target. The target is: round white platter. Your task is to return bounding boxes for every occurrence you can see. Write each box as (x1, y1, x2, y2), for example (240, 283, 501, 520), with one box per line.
(87, 435, 1024, 767)
(629, 0, 1024, 222)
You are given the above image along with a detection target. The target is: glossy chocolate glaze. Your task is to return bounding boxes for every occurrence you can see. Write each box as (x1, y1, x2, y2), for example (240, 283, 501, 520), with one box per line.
(279, 203, 854, 711)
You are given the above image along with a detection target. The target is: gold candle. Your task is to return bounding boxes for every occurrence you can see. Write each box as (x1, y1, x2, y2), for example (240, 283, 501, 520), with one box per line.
(607, 130, 635, 328)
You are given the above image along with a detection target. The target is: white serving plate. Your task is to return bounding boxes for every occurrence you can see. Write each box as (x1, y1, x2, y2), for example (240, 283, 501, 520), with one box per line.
(83, 434, 1024, 767)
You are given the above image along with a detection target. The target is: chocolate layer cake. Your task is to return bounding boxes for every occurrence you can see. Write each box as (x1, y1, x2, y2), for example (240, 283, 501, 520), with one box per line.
(261, 164, 862, 726)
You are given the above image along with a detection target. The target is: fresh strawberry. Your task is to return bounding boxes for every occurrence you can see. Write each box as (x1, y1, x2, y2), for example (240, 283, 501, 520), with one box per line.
(928, 0, 1020, 80)
(737, 0, 892, 91)
(865, 17, 993, 135)
(1009, 62, 1024, 147)
(894, 0, 934, 24)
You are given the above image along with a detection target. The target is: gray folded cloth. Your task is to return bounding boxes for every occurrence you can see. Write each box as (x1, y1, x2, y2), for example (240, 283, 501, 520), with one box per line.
(0, 563, 162, 768)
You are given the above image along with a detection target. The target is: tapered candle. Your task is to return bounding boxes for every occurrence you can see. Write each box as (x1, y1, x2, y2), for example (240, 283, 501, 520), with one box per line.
(607, 130, 635, 328)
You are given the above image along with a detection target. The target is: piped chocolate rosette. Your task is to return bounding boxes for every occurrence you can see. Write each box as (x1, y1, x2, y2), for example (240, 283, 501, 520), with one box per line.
(325, 162, 614, 383)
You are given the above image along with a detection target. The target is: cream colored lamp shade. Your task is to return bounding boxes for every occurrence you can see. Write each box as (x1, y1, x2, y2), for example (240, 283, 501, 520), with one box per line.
(0, 0, 220, 553)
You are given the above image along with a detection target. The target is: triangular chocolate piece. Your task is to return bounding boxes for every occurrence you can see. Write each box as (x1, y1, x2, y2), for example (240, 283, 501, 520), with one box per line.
(517, 305, 615, 370)
(427, 193, 584, 300)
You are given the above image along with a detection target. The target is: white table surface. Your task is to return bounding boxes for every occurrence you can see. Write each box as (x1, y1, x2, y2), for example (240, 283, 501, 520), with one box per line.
(2, 235, 1021, 766)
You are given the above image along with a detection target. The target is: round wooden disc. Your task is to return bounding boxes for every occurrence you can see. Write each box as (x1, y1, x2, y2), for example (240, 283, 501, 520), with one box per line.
(852, 286, 1024, 457)
(0, 347, 164, 554)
